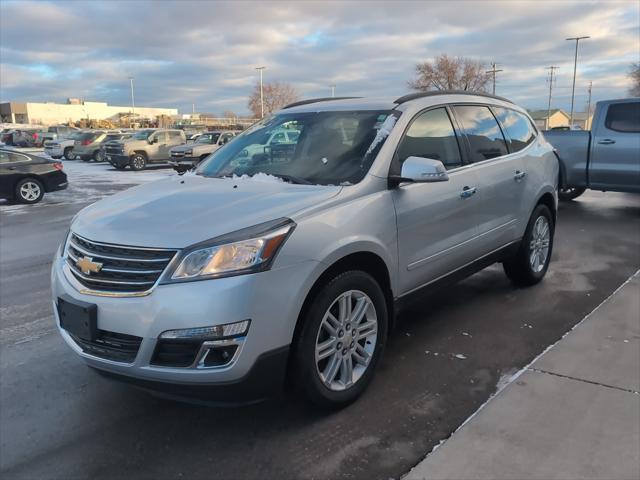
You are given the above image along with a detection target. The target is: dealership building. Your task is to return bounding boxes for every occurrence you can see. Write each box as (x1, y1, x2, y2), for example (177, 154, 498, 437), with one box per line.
(0, 99, 178, 125)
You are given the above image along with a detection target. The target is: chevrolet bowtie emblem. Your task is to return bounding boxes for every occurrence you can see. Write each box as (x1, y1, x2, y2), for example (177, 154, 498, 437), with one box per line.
(76, 256, 103, 275)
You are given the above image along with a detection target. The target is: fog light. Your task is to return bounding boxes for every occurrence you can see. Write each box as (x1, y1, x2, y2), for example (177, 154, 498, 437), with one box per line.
(159, 320, 250, 340)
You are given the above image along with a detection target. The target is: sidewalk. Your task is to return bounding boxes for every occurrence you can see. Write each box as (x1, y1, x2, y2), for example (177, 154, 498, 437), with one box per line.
(406, 272, 640, 480)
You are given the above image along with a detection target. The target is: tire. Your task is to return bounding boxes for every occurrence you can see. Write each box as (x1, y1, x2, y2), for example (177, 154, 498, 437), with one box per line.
(558, 187, 586, 201)
(64, 147, 76, 160)
(503, 204, 554, 286)
(291, 270, 388, 409)
(129, 153, 147, 171)
(93, 150, 104, 162)
(51, 156, 62, 160)
(15, 178, 44, 204)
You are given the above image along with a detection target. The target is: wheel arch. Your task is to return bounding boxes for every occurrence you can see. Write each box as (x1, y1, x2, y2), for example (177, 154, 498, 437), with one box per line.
(536, 191, 557, 224)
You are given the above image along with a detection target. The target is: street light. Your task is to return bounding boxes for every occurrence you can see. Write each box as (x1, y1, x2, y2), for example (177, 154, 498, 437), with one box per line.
(566, 36, 590, 127)
(128, 77, 136, 128)
(255, 66, 265, 118)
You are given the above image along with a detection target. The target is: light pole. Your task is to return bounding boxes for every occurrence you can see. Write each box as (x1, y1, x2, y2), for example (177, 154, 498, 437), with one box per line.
(330, 84, 336, 97)
(485, 63, 503, 95)
(128, 77, 135, 128)
(545, 66, 559, 130)
(566, 36, 590, 127)
(255, 66, 265, 118)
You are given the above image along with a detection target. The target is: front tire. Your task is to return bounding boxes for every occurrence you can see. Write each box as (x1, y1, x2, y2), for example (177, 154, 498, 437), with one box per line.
(64, 147, 76, 160)
(16, 178, 44, 204)
(503, 204, 554, 286)
(292, 271, 388, 409)
(558, 187, 586, 201)
(129, 153, 147, 171)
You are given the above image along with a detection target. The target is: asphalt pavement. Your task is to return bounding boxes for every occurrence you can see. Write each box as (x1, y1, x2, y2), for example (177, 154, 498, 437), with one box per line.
(1, 177, 639, 480)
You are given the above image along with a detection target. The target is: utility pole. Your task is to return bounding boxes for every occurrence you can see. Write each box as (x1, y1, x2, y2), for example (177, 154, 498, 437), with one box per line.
(330, 84, 336, 97)
(566, 36, 590, 127)
(255, 66, 266, 118)
(545, 66, 559, 130)
(586, 80, 593, 130)
(128, 77, 135, 128)
(485, 62, 503, 95)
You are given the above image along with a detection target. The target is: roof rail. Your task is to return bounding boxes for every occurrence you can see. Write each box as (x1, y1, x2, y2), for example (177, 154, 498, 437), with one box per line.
(394, 90, 514, 105)
(282, 97, 362, 109)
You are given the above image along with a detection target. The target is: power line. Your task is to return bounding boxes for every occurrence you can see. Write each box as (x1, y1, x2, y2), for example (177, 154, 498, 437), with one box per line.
(486, 62, 503, 95)
(566, 36, 590, 126)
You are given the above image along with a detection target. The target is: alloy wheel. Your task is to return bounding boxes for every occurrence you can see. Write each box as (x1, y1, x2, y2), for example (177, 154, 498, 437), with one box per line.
(529, 216, 550, 273)
(19, 181, 41, 202)
(314, 290, 378, 391)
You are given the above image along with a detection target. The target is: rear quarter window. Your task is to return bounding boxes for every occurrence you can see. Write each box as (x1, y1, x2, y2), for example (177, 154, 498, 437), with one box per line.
(452, 105, 509, 162)
(493, 107, 537, 152)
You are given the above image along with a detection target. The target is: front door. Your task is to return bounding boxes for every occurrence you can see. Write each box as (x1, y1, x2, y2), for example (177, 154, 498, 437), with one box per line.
(590, 101, 640, 192)
(392, 107, 481, 294)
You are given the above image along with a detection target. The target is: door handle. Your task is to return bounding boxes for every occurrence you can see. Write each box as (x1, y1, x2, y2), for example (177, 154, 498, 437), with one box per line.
(8, 166, 16, 170)
(460, 186, 477, 199)
(514, 170, 527, 181)
(598, 139, 616, 145)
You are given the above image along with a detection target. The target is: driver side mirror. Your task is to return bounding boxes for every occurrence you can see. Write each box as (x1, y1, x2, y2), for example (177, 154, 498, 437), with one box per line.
(148, 136, 158, 144)
(390, 156, 449, 184)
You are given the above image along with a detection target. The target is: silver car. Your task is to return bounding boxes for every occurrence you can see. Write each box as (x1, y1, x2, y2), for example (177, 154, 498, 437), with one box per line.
(52, 92, 558, 408)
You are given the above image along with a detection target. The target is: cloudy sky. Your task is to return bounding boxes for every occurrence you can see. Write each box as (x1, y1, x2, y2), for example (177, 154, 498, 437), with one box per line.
(1, 0, 638, 115)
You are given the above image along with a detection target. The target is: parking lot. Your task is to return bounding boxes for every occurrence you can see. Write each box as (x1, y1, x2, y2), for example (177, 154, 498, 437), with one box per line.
(1, 158, 638, 479)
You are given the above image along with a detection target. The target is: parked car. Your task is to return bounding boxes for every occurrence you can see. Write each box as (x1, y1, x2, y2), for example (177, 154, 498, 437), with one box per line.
(72, 131, 109, 162)
(1, 129, 17, 145)
(11, 128, 47, 147)
(98, 132, 133, 161)
(236, 128, 300, 162)
(44, 131, 85, 160)
(169, 130, 239, 172)
(104, 129, 186, 170)
(0, 148, 68, 203)
(43, 125, 80, 142)
(52, 92, 558, 408)
(545, 98, 640, 200)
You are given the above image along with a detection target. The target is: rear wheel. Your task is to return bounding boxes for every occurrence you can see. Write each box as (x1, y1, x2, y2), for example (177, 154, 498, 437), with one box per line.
(64, 147, 76, 160)
(93, 150, 104, 162)
(15, 178, 44, 204)
(503, 204, 554, 286)
(129, 153, 147, 171)
(292, 271, 388, 409)
(558, 187, 586, 201)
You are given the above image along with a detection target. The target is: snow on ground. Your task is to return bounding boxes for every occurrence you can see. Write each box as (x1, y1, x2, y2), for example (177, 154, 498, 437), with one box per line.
(0, 151, 176, 216)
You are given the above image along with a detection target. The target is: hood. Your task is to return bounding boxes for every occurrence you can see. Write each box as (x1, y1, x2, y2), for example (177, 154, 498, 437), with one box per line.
(72, 174, 341, 248)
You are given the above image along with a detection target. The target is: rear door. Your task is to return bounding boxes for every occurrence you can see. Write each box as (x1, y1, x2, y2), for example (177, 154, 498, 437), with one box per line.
(590, 101, 640, 192)
(152, 131, 169, 160)
(392, 106, 481, 294)
(451, 104, 525, 252)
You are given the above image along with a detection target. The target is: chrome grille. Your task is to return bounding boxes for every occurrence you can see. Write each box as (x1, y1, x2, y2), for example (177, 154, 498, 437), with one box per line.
(105, 143, 124, 155)
(66, 233, 177, 294)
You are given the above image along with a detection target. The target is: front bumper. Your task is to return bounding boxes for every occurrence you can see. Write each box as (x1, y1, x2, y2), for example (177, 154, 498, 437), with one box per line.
(105, 154, 130, 167)
(51, 253, 319, 400)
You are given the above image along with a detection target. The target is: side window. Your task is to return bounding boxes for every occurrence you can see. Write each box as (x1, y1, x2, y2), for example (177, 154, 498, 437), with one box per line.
(396, 107, 462, 169)
(452, 105, 508, 162)
(493, 107, 537, 152)
(271, 132, 286, 144)
(154, 132, 168, 143)
(168, 131, 183, 142)
(604, 102, 640, 133)
(221, 133, 233, 144)
(0, 151, 30, 163)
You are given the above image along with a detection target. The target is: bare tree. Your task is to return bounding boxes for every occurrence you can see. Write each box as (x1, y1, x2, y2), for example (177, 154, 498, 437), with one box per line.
(629, 63, 640, 97)
(408, 54, 490, 92)
(248, 81, 299, 117)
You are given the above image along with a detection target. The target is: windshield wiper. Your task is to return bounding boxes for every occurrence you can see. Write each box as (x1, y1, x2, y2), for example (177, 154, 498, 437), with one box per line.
(270, 173, 313, 185)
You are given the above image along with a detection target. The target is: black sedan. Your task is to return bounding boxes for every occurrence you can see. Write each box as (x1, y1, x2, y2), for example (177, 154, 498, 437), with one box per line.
(0, 149, 68, 204)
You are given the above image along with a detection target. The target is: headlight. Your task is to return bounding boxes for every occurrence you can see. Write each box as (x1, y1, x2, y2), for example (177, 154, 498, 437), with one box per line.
(184, 149, 193, 155)
(166, 219, 295, 282)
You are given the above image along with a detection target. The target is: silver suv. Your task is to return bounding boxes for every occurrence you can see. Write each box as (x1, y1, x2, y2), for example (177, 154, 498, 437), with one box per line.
(52, 92, 558, 408)
(169, 130, 239, 171)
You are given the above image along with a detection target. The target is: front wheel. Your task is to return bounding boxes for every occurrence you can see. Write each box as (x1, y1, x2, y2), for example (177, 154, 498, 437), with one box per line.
(292, 271, 388, 409)
(503, 204, 554, 286)
(558, 187, 586, 201)
(64, 147, 76, 160)
(129, 153, 147, 171)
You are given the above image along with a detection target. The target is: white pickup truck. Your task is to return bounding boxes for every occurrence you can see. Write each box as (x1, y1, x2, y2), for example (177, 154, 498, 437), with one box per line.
(44, 131, 84, 160)
(545, 98, 639, 200)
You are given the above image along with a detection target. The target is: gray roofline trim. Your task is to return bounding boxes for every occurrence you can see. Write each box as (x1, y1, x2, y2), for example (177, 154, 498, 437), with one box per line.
(394, 90, 514, 105)
(282, 97, 363, 109)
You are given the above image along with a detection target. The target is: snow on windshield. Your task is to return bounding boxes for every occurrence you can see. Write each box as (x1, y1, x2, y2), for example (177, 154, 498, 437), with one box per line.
(365, 115, 397, 156)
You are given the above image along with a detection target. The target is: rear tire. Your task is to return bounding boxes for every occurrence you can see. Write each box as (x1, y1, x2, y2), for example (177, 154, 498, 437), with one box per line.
(15, 178, 44, 204)
(558, 187, 585, 201)
(93, 150, 104, 162)
(503, 204, 554, 286)
(64, 147, 76, 160)
(291, 270, 388, 409)
(129, 153, 147, 171)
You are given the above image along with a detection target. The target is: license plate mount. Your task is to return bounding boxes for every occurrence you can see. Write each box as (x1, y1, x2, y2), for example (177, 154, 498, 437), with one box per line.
(58, 294, 98, 341)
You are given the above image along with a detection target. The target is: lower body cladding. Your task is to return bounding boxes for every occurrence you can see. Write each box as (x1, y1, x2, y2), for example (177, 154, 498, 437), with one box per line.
(51, 256, 321, 404)
(105, 154, 130, 168)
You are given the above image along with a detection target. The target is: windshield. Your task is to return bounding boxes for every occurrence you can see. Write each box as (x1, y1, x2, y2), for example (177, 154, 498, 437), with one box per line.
(196, 133, 221, 144)
(197, 110, 397, 185)
(131, 130, 153, 140)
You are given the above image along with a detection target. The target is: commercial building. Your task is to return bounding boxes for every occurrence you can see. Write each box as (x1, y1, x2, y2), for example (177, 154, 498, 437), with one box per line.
(0, 99, 177, 126)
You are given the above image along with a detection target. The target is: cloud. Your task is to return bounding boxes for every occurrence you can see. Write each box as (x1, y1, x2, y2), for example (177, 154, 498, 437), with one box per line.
(0, 0, 637, 114)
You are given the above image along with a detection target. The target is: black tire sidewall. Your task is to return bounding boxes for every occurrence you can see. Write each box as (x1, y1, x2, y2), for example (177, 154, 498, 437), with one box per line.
(522, 204, 554, 281)
(64, 148, 76, 160)
(15, 178, 44, 204)
(130, 154, 146, 171)
(293, 270, 388, 408)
